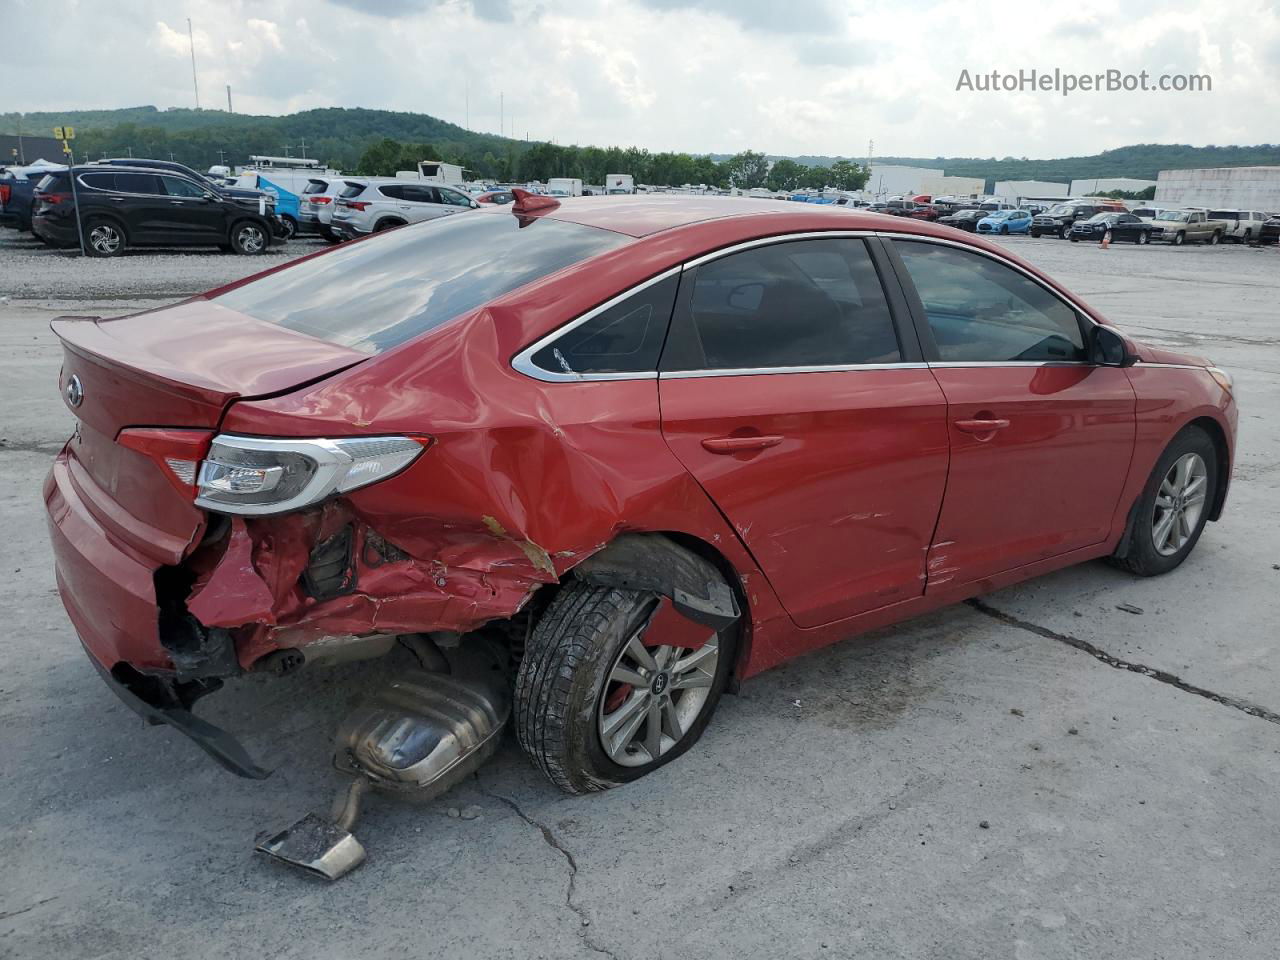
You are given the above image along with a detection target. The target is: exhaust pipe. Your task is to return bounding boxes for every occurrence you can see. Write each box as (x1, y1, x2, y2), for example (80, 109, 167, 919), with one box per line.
(255, 642, 510, 880)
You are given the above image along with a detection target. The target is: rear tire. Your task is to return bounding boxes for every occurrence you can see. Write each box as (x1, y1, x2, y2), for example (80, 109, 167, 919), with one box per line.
(515, 580, 736, 795)
(1209, 230, 1221, 245)
(1137, 231, 1149, 245)
(1031, 229, 1041, 238)
(83, 218, 126, 257)
(1110, 426, 1218, 577)
(229, 220, 268, 255)
(373, 218, 405, 233)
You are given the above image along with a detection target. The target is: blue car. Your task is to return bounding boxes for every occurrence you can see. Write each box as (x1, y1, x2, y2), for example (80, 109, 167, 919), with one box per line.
(976, 209, 1032, 235)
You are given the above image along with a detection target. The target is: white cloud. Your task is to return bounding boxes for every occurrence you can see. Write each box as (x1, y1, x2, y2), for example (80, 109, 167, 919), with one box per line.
(7, 0, 1280, 159)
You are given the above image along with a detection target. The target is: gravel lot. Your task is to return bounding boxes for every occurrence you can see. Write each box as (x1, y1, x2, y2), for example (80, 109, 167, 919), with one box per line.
(2, 227, 1279, 959)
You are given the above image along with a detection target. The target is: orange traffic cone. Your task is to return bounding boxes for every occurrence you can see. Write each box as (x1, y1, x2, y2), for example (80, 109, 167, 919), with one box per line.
(1101, 231, 1111, 249)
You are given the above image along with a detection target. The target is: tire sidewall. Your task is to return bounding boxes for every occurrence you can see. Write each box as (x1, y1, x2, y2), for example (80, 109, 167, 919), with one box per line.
(84, 218, 125, 257)
(230, 220, 267, 254)
(1125, 427, 1219, 575)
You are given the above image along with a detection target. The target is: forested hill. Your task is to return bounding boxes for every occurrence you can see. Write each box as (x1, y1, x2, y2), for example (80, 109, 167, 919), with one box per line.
(4, 106, 1278, 182)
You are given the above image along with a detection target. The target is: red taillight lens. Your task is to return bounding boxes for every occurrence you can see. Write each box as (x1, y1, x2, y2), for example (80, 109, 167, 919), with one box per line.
(308, 196, 331, 204)
(117, 428, 215, 497)
(39, 192, 68, 205)
(347, 200, 369, 211)
(0, 184, 10, 205)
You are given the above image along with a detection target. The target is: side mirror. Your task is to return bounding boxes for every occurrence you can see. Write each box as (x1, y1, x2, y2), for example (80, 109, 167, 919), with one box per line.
(470, 200, 479, 209)
(1090, 324, 1137, 367)
(203, 192, 218, 202)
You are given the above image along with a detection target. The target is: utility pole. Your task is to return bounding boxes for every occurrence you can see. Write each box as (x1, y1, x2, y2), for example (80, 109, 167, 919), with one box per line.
(217, 148, 227, 166)
(465, 79, 469, 130)
(499, 92, 503, 140)
(187, 18, 200, 109)
(226, 84, 232, 113)
(15, 114, 23, 164)
(298, 136, 308, 159)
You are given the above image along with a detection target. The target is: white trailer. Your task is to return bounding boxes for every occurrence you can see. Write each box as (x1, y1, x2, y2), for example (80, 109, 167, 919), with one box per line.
(605, 174, 634, 195)
(547, 178, 583, 198)
(417, 161, 467, 185)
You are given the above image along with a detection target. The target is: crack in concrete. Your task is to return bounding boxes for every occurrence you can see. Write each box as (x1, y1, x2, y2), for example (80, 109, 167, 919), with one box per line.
(481, 786, 618, 960)
(0, 896, 58, 921)
(967, 599, 1280, 726)
(0, 440, 65, 455)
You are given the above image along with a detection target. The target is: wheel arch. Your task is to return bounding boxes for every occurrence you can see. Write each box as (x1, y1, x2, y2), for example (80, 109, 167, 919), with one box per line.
(374, 216, 407, 232)
(1186, 415, 1231, 521)
(83, 210, 129, 239)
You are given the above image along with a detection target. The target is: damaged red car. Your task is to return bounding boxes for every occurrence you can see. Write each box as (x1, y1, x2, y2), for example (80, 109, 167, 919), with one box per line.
(45, 193, 1237, 877)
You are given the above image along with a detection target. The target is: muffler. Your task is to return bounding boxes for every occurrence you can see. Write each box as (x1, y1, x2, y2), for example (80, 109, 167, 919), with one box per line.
(256, 642, 510, 880)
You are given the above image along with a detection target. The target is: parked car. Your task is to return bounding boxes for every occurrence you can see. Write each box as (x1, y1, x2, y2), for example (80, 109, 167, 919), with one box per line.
(1130, 206, 1170, 222)
(95, 158, 281, 231)
(1206, 209, 1271, 244)
(31, 166, 281, 256)
(1258, 216, 1280, 245)
(1069, 212, 1155, 244)
(976, 209, 1032, 235)
(1149, 210, 1228, 245)
(1, 163, 66, 233)
(330, 178, 479, 239)
(475, 190, 515, 205)
(1031, 202, 1109, 238)
(296, 176, 348, 241)
(44, 195, 1237, 879)
(937, 209, 988, 232)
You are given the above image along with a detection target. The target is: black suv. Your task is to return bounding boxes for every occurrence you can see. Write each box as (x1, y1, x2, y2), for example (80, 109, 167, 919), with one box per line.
(1030, 202, 1107, 238)
(31, 166, 281, 256)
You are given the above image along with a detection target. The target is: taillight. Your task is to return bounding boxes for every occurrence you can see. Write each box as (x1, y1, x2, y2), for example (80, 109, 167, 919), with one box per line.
(0, 183, 10, 205)
(308, 196, 332, 204)
(346, 200, 369, 211)
(117, 428, 215, 496)
(38, 192, 69, 205)
(195, 435, 427, 515)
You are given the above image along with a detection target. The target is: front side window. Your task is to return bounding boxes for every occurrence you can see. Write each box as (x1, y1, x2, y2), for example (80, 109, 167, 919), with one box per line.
(662, 237, 901, 371)
(162, 176, 206, 198)
(895, 241, 1086, 363)
(439, 188, 472, 207)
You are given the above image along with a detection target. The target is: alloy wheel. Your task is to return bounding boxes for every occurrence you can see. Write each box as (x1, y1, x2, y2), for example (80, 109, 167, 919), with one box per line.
(597, 622, 719, 768)
(239, 225, 265, 252)
(1151, 452, 1208, 556)
(88, 224, 121, 254)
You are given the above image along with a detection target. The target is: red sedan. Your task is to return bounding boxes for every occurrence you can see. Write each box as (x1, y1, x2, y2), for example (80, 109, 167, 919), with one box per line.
(45, 195, 1237, 797)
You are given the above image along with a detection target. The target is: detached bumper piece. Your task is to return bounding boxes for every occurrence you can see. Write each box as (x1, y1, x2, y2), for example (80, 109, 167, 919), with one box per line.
(255, 641, 510, 881)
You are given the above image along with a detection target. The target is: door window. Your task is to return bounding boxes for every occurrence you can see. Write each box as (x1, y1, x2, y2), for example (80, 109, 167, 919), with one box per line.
(161, 176, 206, 198)
(378, 184, 406, 200)
(114, 173, 162, 195)
(662, 238, 902, 371)
(895, 241, 1087, 363)
(438, 188, 472, 207)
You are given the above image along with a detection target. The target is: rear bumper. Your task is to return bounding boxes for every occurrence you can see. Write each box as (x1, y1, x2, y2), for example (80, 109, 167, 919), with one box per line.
(332, 220, 368, 240)
(44, 450, 271, 778)
(32, 214, 77, 246)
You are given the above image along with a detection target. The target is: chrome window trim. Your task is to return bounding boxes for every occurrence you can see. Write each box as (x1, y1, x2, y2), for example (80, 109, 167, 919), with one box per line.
(1132, 362, 1207, 371)
(660, 362, 927, 380)
(680, 229, 878, 271)
(511, 265, 683, 383)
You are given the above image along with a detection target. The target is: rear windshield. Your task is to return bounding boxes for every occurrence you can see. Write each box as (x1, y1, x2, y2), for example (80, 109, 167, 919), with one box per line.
(1208, 211, 1238, 220)
(36, 173, 69, 192)
(339, 181, 367, 198)
(215, 213, 630, 354)
(303, 179, 329, 194)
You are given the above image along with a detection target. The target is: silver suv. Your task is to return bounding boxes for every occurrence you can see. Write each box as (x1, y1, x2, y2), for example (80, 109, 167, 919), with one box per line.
(331, 179, 478, 239)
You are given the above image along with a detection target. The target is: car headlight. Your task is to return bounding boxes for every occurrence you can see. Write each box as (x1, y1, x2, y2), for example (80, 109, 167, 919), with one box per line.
(195, 435, 426, 515)
(1207, 366, 1234, 396)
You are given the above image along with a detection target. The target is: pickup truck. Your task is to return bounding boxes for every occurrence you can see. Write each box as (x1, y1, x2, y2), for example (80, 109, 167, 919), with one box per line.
(1149, 210, 1229, 245)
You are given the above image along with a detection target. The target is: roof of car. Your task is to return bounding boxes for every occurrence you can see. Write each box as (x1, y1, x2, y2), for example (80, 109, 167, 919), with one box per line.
(521, 195, 925, 239)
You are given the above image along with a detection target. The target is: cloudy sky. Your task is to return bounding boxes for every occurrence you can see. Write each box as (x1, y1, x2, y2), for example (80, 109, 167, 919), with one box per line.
(7, 0, 1280, 158)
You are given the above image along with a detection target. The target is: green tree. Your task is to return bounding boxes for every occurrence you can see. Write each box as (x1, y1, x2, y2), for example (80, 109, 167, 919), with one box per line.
(356, 138, 405, 175)
(766, 157, 804, 191)
(830, 159, 869, 191)
(725, 150, 769, 189)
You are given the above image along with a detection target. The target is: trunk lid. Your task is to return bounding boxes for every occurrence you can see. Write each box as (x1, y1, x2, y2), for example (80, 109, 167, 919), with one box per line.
(52, 300, 366, 555)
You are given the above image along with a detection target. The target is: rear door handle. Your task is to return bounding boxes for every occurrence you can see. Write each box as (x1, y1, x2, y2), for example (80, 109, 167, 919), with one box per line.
(169, 200, 185, 205)
(701, 435, 784, 453)
(954, 418, 1010, 434)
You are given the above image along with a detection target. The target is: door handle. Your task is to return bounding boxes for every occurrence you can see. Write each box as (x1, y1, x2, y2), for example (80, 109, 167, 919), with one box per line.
(169, 200, 185, 205)
(954, 418, 1010, 434)
(701, 435, 784, 453)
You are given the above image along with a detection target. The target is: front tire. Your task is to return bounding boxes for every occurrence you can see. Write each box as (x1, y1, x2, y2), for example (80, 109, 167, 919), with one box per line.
(1111, 426, 1218, 577)
(1173, 231, 1186, 246)
(515, 581, 735, 795)
(279, 215, 297, 240)
(1031, 229, 1042, 238)
(83, 218, 126, 257)
(229, 220, 267, 255)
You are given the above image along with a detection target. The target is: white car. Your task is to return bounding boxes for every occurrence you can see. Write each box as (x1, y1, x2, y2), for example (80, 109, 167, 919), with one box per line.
(297, 176, 351, 241)
(1207, 209, 1271, 243)
(331, 179, 478, 239)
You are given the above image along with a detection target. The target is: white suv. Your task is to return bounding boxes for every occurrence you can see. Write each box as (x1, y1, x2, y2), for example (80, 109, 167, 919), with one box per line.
(331, 179, 478, 239)
(1207, 209, 1270, 243)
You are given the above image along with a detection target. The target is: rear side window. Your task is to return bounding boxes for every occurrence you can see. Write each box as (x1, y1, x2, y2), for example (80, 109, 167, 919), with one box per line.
(79, 172, 115, 190)
(115, 173, 162, 195)
(378, 184, 405, 200)
(895, 241, 1086, 363)
(529, 274, 678, 376)
(215, 213, 630, 354)
(662, 238, 901, 371)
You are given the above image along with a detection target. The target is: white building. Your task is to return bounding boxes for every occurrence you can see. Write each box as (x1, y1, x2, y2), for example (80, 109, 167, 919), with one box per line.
(866, 164, 943, 197)
(1154, 166, 1280, 212)
(1070, 177, 1157, 197)
(920, 175, 985, 197)
(994, 180, 1069, 201)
